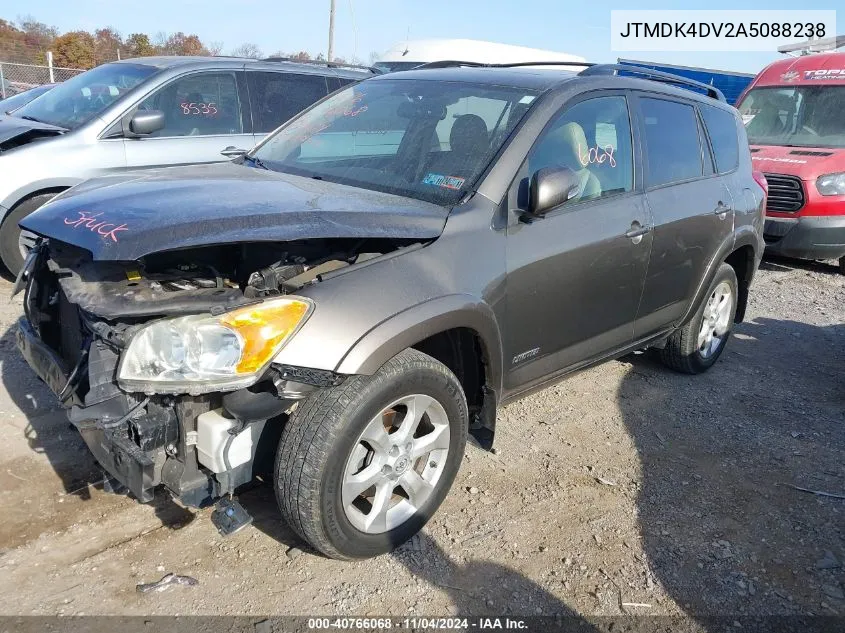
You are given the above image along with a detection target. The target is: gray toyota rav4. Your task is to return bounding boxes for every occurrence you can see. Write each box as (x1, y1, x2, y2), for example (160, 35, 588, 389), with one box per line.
(15, 63, 765, 559)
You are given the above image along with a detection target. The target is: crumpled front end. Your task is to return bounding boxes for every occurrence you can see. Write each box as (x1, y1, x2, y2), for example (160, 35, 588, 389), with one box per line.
(14, 236, 407, 506)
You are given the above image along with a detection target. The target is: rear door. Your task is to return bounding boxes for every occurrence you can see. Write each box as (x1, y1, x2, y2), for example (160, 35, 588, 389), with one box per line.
(632, 94, 735, 339)
(246, 71, 330, 144)
(123, 70, 252, 169)
(503, 92, 652, 392)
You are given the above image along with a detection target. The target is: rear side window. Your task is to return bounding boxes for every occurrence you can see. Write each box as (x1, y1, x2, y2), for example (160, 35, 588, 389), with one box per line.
(328, 76, 358, 92)
(248, 72, 328, 133)
(700, 105, 740, 173)
(640, 98, 703, 187)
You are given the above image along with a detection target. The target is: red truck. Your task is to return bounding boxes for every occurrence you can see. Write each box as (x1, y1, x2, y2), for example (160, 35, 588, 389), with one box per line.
(737, 52, 845, 273)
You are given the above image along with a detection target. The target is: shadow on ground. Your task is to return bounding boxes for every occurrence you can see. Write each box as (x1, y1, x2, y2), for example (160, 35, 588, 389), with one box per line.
(393, 530, 601, 625)
(617, 314, 845, 620)
(237, 481, 308, 552)
(0, 324, 193, 530)
(760, 253, 842, 276)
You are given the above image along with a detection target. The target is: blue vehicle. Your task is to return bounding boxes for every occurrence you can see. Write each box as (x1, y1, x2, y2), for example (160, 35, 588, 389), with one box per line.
(618, 59, 754, 105)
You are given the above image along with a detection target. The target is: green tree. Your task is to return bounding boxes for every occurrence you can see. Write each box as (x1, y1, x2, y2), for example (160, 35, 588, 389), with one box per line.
(125, 33, 155, 58)
(52, 30, 96, 69)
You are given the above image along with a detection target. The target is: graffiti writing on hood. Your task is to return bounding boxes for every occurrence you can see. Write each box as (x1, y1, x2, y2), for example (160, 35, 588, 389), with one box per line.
(63, 211, 129, 242)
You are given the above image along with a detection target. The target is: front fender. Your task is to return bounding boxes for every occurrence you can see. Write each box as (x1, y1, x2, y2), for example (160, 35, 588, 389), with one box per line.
(335, 293, 504, 398)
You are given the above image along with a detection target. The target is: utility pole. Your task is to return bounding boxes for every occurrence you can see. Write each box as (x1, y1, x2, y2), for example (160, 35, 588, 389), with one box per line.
(328, 0, 336, 63)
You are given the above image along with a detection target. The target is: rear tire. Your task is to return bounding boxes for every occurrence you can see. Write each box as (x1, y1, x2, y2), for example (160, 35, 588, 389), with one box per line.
(274, 348, 468, 560)
(0, 194, 54, 275)
(660, 263, 738, 374)
(838, 256, 845, 275)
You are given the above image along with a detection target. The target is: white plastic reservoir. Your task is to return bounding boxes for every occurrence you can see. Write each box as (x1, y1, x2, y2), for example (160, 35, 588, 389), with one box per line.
(196, 409, 266, 473)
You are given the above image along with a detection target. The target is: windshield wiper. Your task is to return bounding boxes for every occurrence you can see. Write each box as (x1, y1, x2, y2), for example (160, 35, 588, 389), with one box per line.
(17, 114, 67, 130)
(243, 155, 269, 170)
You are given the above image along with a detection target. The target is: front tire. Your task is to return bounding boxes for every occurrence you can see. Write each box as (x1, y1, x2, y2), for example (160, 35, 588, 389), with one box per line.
(0, 194, 54, 275)
(274, 349, 468, 559)
(660, 263, 738, 374)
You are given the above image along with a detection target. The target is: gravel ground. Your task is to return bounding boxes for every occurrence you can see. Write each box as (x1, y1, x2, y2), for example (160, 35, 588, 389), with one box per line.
(0, 257, 841, 621)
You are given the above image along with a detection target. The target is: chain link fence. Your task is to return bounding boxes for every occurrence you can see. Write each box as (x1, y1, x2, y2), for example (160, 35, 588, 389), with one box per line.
(0, 61, 84, 98)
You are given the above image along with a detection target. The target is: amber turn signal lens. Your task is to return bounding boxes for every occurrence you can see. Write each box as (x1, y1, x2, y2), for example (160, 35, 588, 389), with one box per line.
(220, 298, 312, 374)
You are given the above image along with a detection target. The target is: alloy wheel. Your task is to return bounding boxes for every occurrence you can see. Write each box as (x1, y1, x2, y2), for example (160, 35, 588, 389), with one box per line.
(342, 394, 451, 534)
(697, 281, 734, 358)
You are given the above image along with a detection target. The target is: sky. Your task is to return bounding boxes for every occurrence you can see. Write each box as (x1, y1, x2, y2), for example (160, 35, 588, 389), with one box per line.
(0, 0, 841, 74)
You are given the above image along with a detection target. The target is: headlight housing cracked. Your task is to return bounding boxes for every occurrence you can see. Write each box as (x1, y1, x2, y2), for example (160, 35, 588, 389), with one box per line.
(816, 172, 845, 196)
(118, 296, 313, 395)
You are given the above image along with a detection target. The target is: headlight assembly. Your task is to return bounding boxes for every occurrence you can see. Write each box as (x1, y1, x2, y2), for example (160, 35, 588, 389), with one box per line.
(118, 296, 313, 394)
(816, 172, 845, 196)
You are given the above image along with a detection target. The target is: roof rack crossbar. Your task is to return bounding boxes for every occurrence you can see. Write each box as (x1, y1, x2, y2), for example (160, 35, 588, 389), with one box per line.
(261, 56, 382, 74)
(580, 63, 726, 102)
(412, 60, 593, 70)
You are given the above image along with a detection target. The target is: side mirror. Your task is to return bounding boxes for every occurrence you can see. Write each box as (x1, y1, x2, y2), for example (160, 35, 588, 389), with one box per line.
(128, 110, 165, 136)
(221, 146, 248, 158)
(527, 166, 581, 219)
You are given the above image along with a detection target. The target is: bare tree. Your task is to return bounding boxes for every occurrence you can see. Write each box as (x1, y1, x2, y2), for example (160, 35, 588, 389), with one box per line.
(231, 42, 263, 59)
(206, 40, 224, 56)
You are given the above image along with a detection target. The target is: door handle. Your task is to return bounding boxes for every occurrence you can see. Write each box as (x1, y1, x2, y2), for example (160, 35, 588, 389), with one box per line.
(625, 222, 652, 242)
(220, 146, 247, 158)
(713, 202, 732, 217)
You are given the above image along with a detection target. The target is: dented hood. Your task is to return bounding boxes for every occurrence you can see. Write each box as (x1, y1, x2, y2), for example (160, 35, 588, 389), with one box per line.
(0, 114, 65, 150)
(21, 162, 449, 261)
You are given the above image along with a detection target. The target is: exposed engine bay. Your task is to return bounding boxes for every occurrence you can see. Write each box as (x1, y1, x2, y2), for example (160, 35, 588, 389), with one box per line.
(39, 237, 415, 318)
(17, 236, 417, 514)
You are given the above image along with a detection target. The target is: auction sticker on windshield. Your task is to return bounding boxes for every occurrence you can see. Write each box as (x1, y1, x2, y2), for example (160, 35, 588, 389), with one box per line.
(422, 173, 466, 190)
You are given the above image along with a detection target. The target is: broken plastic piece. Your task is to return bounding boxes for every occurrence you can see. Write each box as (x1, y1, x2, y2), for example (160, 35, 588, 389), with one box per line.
(210, 497, 253, 536)
(136, 573, 199, 594)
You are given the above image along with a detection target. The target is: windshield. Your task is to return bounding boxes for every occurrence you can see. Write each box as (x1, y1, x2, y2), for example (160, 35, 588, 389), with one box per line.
(0, 84, 54, 114)
(737, 85, 845, 149)
(14, 62, 158, 130)
(251, 79, 540, 205)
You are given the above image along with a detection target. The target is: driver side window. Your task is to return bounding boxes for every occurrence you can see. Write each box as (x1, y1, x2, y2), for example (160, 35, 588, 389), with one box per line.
(528, 96, 633, 204)
(136, 72, 243, 138)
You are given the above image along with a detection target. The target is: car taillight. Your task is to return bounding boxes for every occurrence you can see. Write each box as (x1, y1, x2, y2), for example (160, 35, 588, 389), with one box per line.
(753, 170, 768, 197)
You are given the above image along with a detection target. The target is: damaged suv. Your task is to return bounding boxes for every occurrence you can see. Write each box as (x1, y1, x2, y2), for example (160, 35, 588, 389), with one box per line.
(15, 63, 765, 559)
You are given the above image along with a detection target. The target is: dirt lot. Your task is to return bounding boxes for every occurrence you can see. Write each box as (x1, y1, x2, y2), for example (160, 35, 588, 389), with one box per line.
(0, 257, 842, 621)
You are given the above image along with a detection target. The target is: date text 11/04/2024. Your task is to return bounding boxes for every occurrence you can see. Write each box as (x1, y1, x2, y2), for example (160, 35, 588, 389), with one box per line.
(307, 618, 529, 630)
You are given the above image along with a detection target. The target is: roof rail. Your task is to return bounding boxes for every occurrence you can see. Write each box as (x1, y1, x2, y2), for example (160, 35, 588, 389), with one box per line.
(580, 63, 726, 102)
(261, 56, 382, 74)
(413, 60, 593, 70)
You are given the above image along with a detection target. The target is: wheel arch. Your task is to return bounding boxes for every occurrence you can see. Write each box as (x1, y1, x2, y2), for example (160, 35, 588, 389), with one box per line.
(724, 241, 757, 323)
(679, 230, 759, 327)
(1, 184, 73, 223)
(334, 295, 503, 449)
